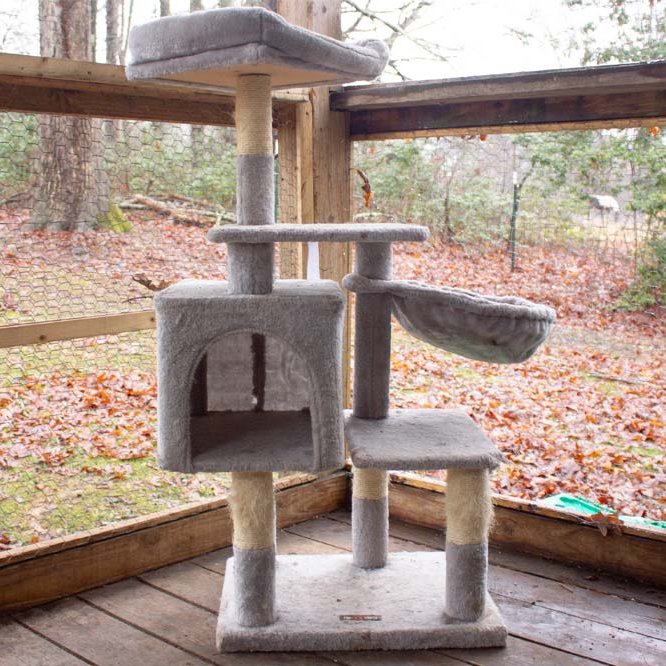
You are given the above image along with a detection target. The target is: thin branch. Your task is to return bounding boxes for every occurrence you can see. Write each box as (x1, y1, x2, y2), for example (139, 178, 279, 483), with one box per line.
(344, 0, 447, 63)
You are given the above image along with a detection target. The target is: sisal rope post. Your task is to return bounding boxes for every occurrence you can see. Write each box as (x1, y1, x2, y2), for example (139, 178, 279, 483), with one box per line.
(445, 468, 493, 621)
(353, 467, 388, 501)
(352, 466, 389, 569)
(229, 74, 275, 295)
(229, 471, 277, 626)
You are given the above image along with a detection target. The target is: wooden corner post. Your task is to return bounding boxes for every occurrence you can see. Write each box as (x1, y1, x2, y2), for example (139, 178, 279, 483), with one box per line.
(275, 0, 353, 404)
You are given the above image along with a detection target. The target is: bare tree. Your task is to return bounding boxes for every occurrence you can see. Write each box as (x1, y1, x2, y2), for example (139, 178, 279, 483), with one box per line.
(107, 0, 121, 65)
(120, 0, 136, 65)
(190, 0, 205, 165)
(31, 0, 110, 231)
(342, 0, 448, 80)
(160, 0, 171, 17)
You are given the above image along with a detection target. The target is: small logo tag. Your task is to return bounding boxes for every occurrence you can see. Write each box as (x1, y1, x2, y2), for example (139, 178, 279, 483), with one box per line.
(339, 614, 382, 621)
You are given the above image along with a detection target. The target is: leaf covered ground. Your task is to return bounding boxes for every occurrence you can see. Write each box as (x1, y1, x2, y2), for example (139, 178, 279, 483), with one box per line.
(0, 209, 664, 547)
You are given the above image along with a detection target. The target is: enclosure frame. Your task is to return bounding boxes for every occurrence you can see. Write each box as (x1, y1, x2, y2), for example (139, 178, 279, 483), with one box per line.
(0, 0, 665, 614)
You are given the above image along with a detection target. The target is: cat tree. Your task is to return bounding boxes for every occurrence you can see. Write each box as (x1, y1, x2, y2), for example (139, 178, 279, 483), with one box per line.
(127, 6, 555, 653)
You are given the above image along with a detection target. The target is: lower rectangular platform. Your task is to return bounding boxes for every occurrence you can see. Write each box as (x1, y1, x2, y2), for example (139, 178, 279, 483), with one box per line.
(217, 551, 507, 652)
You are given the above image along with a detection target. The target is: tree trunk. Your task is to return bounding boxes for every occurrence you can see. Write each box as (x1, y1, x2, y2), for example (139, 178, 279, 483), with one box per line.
(31, 0, 109, 231)
(160, 0, 170, 17)
(106, 0, 120, 64)
(189, 0, 205, 167)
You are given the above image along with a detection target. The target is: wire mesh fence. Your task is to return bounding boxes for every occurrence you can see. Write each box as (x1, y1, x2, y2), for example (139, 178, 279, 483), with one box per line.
(0, 113, 238, 550)
(352, 132, 666, 526)
(1, 107, 664, 552)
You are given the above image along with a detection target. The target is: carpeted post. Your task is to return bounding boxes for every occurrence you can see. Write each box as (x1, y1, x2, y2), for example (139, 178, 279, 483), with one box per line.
(229, 471, 276, 626)
(352, 242, 392, 569)
(445, 468, 492, 621)
(228, 74, 274, 295)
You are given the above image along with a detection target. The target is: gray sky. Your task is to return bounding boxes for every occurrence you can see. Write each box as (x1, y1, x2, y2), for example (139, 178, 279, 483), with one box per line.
(0, 0, 625, 79)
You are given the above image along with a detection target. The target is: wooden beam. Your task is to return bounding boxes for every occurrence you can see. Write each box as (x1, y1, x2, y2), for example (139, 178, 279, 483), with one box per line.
(277, 104, 305, 279)
(310, 1, 353, 405)
(347, 89, 666, 139)
(0, 311, 156, 349)
(331, 61, 666, 110)
(0, 472, 347, 613)
(0, 53, 301, 126)
(388, 473, 666, 587)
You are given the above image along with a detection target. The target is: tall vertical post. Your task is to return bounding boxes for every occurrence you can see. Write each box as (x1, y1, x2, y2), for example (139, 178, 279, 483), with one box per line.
(228, 74, 275, 294)
(445, 468, 492, 621)
(229, 471, 276, 626)
(351, 242, 392, 569)
(228, 74, 277, 627)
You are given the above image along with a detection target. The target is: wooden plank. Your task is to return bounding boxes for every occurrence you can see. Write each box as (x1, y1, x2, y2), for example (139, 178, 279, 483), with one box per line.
(332, 61, 666, 110)
(0, 53, 301, 127)
(388, 481, 666, 587)
(0, 310, 156, 349)
(192, 528, 346, 575)
(285, 515, 427, 554)
(393, 472, 666, 543)
(496, 595, 666, 666)
(139, 561, 223, 613)
(490, 566, 666, 641)
(439, 635, 610, 666)
(0, 81, 236, 126)
(81, 579, 338, 666)
(278, 104, 305, 279)
(309, 0, 353, 405)
(328, 650, 463, 665)
(489, 548, 666, 609)
(16, 597, 211, 666)
(0, 53, 304, 103)
(351, 116, 666, 141)
(274, 1, 352, 397)
(328, 509, 666, 639)
(0, 618, 88, 665)
(0, 473, 347, 613)
(348, 89, 666, 139)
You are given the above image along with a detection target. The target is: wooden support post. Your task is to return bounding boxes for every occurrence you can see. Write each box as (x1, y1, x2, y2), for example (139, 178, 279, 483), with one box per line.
(311, 1, 353, 405)
(276, 0, 353, 404)
(277, 105, 304, 279)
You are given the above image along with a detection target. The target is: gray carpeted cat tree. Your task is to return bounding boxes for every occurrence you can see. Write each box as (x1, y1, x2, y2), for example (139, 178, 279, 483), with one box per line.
(126, 6, 555, 653)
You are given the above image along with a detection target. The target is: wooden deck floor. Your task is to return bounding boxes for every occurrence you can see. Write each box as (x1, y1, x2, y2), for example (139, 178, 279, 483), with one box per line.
(3, 510, 665, 666)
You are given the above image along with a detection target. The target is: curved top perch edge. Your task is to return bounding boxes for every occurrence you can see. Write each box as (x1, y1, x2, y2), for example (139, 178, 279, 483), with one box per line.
(125, 7, 389, 90)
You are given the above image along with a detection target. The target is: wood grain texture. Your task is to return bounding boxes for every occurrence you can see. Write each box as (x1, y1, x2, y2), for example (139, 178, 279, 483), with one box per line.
(332, 61, 666, 110)
(0, 618, 88, 665)
(278, 105, 304, 279)
(0, 53, 300, 127)
(310, 0, 353, 405)
(0, 310, 156, 349)
(0, 473, 346, 613)
(16, 598, 211, 666)
(388, 481, 666, 587)
(8, 512, 665, 666)
(349, 90, 666, 139)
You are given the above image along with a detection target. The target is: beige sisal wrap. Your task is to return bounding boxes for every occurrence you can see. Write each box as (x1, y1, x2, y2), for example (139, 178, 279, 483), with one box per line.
(230, 471, 275, 550)
(353, 467, 388, 500)
(235, 74, 273, 156)
(445, 468, 492, 545)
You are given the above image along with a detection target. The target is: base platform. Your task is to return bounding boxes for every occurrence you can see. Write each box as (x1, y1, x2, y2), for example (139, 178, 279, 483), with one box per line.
(217, 552, 507, 652)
